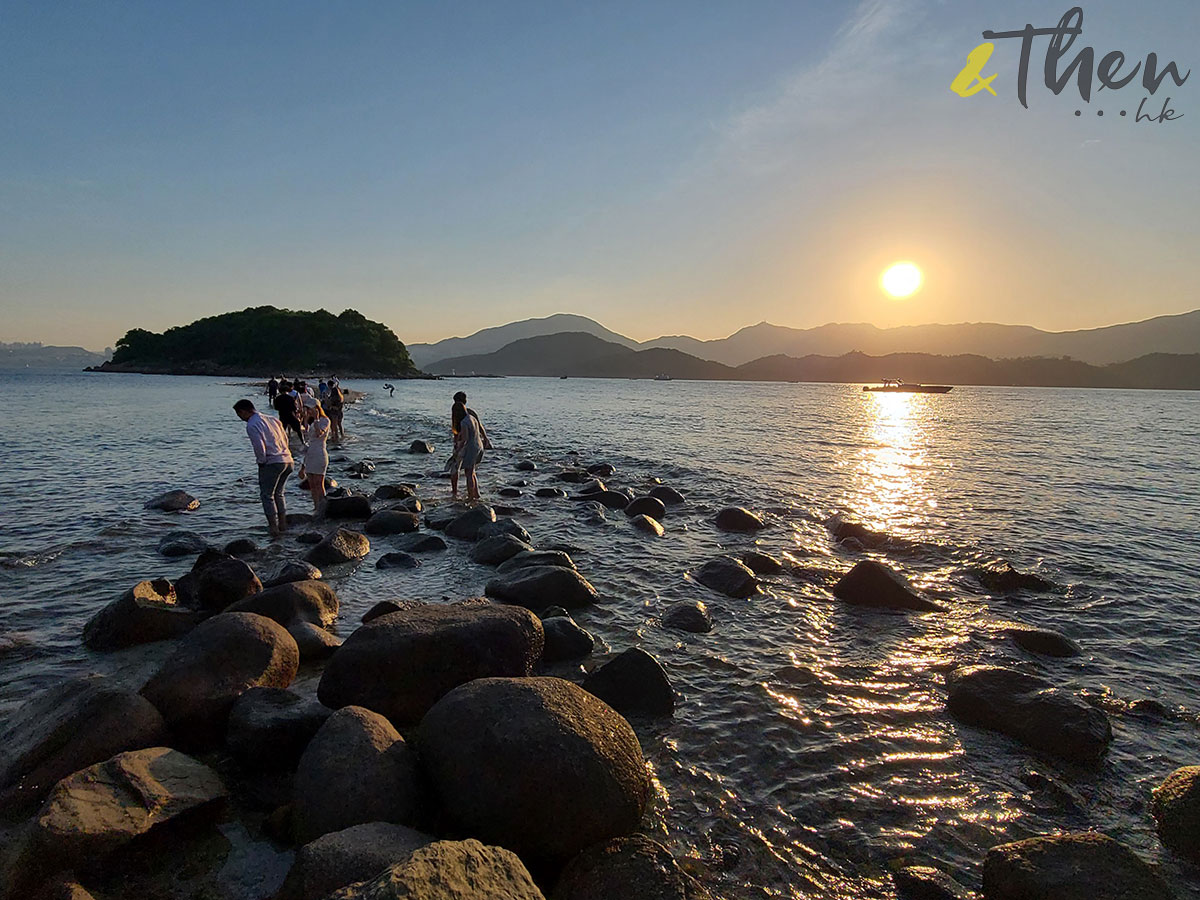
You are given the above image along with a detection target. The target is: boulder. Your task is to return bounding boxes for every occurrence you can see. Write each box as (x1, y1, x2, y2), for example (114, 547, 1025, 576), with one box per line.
(297, 531, 323, 545)
(945, 665, 1112, 763)
(417, 678, 650, 862)
(1153, 765, 1200, 863)
(696, 557, 759, 599)
(498, 487, 523, 498)
(362, 600, 424, 624)
(551, 834, 708, 900)
(226, 687, 332, 769)
(223, 537, 258, 557)
(318, 604, 544, 725)
(445, 506, 497, 540)
(397, 496, 423, 513)
(471, 534, 534, 566)
(587, 463, 616, 477)
(376, 552, 421, 570)
(536, 487, 568, 499)
(630, 514, 664, 536)
(498, 549, 576, 573)
(649, 486, 685, 506)
(516, 460, 537, 471)
(408, 440, 434, 454)
(293, 706, 421, 843)
(574, 479, 607, 496)
(663, 601, 712, 634)
(982, 832, 1174, 900)
(425, 505, 470, 531)
(556, 470, 592, 484)
(283, 822, 434, 900)
(829, 518, 889, 548)
(542, 617, 596, 663)
(374, 484, 416, 501)
(1007, 625, 1081, 657)
(588, 491, 629, 510)
(140, 612, 300, 743)
(192, 552, 263, 612)
(305, 528, 370, 566)
(625, 496, 666, 521)
(0, 677, 167, 813)
(714, 507, 766, 532)
(157, 529, 209, 556)
(82, 579, 198, 650)
(583, 648, 675, 716)
(365, 510, 420, 536)
(348, 461, 376, 476)
(391, 532, 447, 553)
(227, 579, 339, 627)
(486, 566, 597, 610)
(832, 560, 942, 612)
(973, 563, 1056, 594)
(144, 489, 200, 512)
(323, 839, 545, 900)
(892, 865, 972, 900)
(742, 551, 783, 574)
(325, 495, 373, 520)
(264, 560, 322, 588)
(289, 620, 343, 661)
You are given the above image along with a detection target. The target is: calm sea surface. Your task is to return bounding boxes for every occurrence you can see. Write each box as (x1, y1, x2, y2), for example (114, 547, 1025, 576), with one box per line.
(1, 372, 1198, 898)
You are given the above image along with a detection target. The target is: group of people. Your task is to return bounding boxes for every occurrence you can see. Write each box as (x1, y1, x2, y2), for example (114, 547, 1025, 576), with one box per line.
(234, 385, 490, 536)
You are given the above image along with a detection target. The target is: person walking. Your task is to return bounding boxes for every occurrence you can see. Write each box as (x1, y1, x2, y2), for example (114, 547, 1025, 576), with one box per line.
(233, 399, 293, 538)
(273, 380, 305, 444)
(449, 391, 489, 501)
(299, 397, 331, 517)
(267, 376, 278, 401)
(326, 381, 345, 441)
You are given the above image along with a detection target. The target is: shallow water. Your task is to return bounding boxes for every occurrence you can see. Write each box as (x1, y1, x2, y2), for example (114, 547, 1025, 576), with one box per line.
(1, 372, 1198, 898)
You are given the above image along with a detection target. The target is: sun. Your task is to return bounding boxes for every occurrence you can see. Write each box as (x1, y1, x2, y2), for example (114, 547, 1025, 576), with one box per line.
(880, 261, 923, 299)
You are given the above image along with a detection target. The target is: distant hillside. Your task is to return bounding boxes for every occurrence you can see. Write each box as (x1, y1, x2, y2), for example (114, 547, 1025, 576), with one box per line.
(410, 314, 638, 369)
(1, 342, 108, 371)
(96, 306, 418, 377)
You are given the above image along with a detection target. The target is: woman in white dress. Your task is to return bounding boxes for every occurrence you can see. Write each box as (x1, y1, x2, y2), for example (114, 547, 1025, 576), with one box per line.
(299, 397, 331, 517)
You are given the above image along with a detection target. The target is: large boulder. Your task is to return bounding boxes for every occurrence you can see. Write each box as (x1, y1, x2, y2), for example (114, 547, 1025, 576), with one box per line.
(283, 822, 434, 900)
(227, 579, 339, 627)
(832, 560, 942, 612)
(226, 687, 332, 769)
(391, 532, 448, 553)
(305, 528, 370, 566)
(695, 557, 759, 599)
(1153, 765, 1200, 863)
(325, 495, 373, 520)
(293, 706, 421, 843)
(192, 552, 263, 612)
(542, 616, 595, 663)
(498, 549, 576, 573)
(324, 839, 545, 900)
(144, 489, 199, 512)
(82, 579, 198, 650)
(470, 534, 533, 566)
(0, 677, 167, 813)
(946, 665, 1112, 763)
(583, 648, 675, 716)
(445, 506, 497, 540)
(140, 612, 300, 743)
(551, 834, 709, 900)
(157, 529, 209, 557)
(486, 566, 597, 610)
(982, 832, 1174, 900)
(365, 510, 420, 536)
(714, 507, 765, 532)
(417, 677, 650, 863)
(624, 496, 666, 521)
(318, 604, 543, 725)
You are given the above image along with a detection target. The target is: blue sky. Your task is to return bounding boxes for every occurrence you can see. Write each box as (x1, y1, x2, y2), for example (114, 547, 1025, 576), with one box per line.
(1, 1, 1197, 347)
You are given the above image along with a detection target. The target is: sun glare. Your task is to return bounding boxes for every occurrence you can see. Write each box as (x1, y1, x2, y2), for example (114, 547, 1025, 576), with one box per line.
(880, 262, 923, 299)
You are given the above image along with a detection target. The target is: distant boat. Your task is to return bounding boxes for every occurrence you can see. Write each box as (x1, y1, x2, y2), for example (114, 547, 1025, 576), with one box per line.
(863, 379, 952, 393)
(559, 375, 569, 379)
(654, 374, 673, 381)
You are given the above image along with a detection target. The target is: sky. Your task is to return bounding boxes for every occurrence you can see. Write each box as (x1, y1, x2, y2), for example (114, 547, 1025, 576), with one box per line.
(1, 0, 1197, 349)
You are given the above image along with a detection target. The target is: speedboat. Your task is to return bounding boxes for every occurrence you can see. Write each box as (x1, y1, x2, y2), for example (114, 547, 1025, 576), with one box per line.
(863, 379, 952, 393)
(654, 373, 673, 381)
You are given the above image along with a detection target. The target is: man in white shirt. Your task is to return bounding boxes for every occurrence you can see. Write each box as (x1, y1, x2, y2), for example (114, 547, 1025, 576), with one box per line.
(233, 399, 294, 537)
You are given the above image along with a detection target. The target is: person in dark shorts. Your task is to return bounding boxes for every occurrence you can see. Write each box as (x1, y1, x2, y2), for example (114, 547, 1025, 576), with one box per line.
(272, 381, 304, 442)
(326, 382, 345, 440)
(267, 376, 278, 401)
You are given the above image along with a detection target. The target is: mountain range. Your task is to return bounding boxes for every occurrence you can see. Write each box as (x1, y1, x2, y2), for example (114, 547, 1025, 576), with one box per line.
(408, 309, 1200, 369)
(1, 342, 109, 371)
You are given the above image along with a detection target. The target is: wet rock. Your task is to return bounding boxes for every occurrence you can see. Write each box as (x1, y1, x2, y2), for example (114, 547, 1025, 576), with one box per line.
(391, 532, 447, 553)
(552, 834, 708, 900)
(408, 440, 434, 454)
(1153, 765, 1200, 864)
(144, 489, 200, 512)
(973, 563, 1056, 594)
(424, 504, 470, 530)
(536, 487, 568, 499)
(715, 507, 766, 532)
(349, 460, 377, 476)
(542, 616, 596, 663)
(828, 518, 889, 548)
(1007, 625, 1081, 657)
(293, 706, 422, 842)
(83, 579, 198, 650)
(364, 509, 420, 536)
(227, 579, 339, 628)
(297, 531, 323, 545)
(417, 677, 650, 862)
(587, 463, 616, 477)
(305, 528, 370, 566)
(318, 603, 543, 725)
(222, 537, 258, 557)
(945, 665, 1112, 763)
(445, 505, 497, 540)
(499, 487, 523, 498)
(190, 550, 264, 612)
(362, 600, 424, 624)
(516, 460, 538, 472)
(324, 839, 545, 900)
(498, 549, 576, 573)
(663, 601, 712, 634)
(587, 490, 629, 510)
(486, 565, 597, 610)
(892, 864, 972, 900)
(583, 648, 675, 716)
(471, 534, 534, 566)
(557, 470, 592, 484)
(832, 560, 942, 612)
(140, 612, 300, 744)
(696, 557, 759, 599)
(157, 529, 209, 557)
(289, 620, 343, 661)
(983, 832, 1173, 900)
(325, 495, 373, 520)
(264, 560, 322, 588)
(540, 606, 570, 620)
(649, 485, 686, 506)
(625, 496, 666, 521)
(226, 687, 332, 770)
(630, 514, 664, 536)
(283, 822, 434, 900)
(0, 676, 167, 813)
(374, 484, 416, 501)
(479, 518, 533, 544)
(397, 496, 422, 514)
(742, 550, 783, 575)
(376, 552, 421, 570)
(575, 479, 607, 496)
